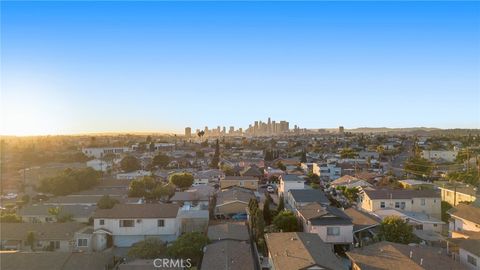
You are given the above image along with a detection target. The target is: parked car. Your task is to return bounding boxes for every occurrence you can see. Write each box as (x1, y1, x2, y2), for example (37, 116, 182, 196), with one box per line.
(232, 213, 248, 221)
(267, 186, 275, 193)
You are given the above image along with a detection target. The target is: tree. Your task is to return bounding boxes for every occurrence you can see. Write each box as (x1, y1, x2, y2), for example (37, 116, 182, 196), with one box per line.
(153, 183, 175, 200)
(149, 142, 155, 152)
(26, 231, 36, 251)
(128, 238, 166, 259)
(210, 139, 220, 168)
(441, 201, 453, 222)
(300, 151, 307, 163)
(447, 169, 479, 186)
(273, 210, 299, 232)
(169, 173, 194, 190)
(21, 194, 30, 204)
(343, 187, 359, 203)
(255, 209, 265, 241)
(404, 157, 434, 179)
(340, 148, 357, 159)
(167, 232, 209, 266)
(120, 155, 141, 172)
(263, 199, 272, 225)
(221, 164, 235, 176)
(151, 153, 171, 168)
(276, 161, 286, 171)
(128, 178, 147, 197)
(277, 194, 285, 213)
(38, 168, 101, 196)
(97, 195, 119, 209)
(48, 206, 61, 218)
(0, 213, 22, 223)
(378, 216, 415, 244)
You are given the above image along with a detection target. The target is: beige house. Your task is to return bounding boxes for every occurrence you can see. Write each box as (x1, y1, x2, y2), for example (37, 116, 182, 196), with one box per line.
(220, 176, 259, 190)
(448, 203, 480, 233)
(359, 189, 441, 219)
(439, 184, 478, 206)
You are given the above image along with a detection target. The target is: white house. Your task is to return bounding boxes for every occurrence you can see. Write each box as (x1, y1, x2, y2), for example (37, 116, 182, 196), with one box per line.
(421, 150, 458, 163)
(82, 147, 130, 159)
(278, 175, 305, 196)
(319, 163, 342, 181)
(296, 202, 353, 246)
(92, 204, 180, 249)
(86, 159, 110, 172)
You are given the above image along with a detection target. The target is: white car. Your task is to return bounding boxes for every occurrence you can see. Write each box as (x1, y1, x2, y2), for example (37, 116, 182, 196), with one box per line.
(267, 186, 275, 193)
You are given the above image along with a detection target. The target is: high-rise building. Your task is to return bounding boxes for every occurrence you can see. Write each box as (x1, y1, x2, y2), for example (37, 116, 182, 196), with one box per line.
(339, 126, 345, 134)
(185, 127, 191, 138)
(229, 126, 234, 134)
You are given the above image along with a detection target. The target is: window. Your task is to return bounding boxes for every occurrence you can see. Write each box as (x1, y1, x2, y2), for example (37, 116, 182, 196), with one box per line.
(99, 219, 105, 225)
(327, 227, 340, 236)
(157, 219, 165, 227)
(395, 202, 400, 208)
(421, 199, 426, 206)
(400, 202, 406, 209)
(380, 202, 385, 208)
(467, 255, 477, 266)
(119, 220, 134, 227)
(50, 241, 60, 250)
(77, 239, 88, 247)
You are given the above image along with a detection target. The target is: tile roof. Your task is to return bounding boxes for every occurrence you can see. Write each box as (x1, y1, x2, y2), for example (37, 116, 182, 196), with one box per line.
(265, 232, 344, 270)
(93, 203, 179, 219)
(346, 241, 466, 270)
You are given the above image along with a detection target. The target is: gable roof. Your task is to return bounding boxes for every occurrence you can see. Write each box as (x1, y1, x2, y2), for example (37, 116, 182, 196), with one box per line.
(288, 189, 329, 205)
(217, 187, 256, 205)
(346, 241, 466, 270)
(363, 189, 440, 200)
(297, 202, 352, 226)
(93, 203, 179, 219)
(240, 165, 263, 177)
(207, 223, 249, 241)
(448, 203, 480, 225)
(265, 232, 344, 270)
(1, 222, 87, 240)
(344, 208, 380, 232)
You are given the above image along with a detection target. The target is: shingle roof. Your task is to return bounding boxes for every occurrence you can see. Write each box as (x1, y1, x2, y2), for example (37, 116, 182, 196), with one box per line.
(18, 204, 96, 218)
(240, 166, 263, 177)
(0, 222, 87, 240)
(281, 174, 305, 182)
(288, 189, 329, 205)
(448, 203, 480, 225)
(201, 240, 254, 270)
(93, 203, 179, 219)
(265, 232, 344, 270)
(0, 252, 112, 270)
(363, 189, 440, 200)
(223, 176, 258, 181)
(344, 208, 380, 232)
(346, 241, 466, 270)
(297, 202, 352, 226)
(207, 223, 249, 241)
(216, 187, 256, 205)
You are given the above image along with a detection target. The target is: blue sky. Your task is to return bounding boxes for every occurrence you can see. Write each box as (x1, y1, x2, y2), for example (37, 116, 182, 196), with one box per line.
(1, 1, 479, 135)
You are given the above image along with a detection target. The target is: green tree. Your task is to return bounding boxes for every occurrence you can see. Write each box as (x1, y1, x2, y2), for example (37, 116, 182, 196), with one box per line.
(273, 210, 299, 232)
(0, 213, 22, 223)
(169, 173, 194, 190)
(221, 164, 235, 176)
(151, 153, 171, 168)
(128, 179, 146, 197)
(167, 232, 209, 266)
(120, 155, 141, 172)
(26, 231, 36, 251)
(255, 209, 265, 241)
(378, 216, 415, 244)
(153, 184, 175, 200)
(97, 195, 119, 209)
(263, 198, 272, 225)
(344, 187, 359, 203)
(210, 139, 220, 168)
(404, 156, 434, 178)
(276, 161, 286, 171)
(447, 169, 479, 186)
(128, 238, 166, 259)
(21, 194, 30, 204)
(300, 151, 307, 163)
(277, 194, 285, 213)
(340, 148, 357, 159)
(441, 201, 453, 222)
(38, 168, 101, 196)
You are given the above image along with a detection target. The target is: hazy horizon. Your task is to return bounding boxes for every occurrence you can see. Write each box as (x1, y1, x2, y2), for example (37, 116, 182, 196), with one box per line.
(1, 1, 479, 136)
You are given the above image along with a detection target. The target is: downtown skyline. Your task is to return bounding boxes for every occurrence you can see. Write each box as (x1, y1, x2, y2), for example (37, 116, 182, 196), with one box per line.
(1, 1, 479, 136)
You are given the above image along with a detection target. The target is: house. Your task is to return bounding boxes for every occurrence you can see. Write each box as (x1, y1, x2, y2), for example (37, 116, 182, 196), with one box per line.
(92, 203, 180, 249)
(278, 175, 305, 196)
(200, 240, 254, 270)
(220, 176, 259, 190)
(215, 187, 256, 216)
(240, 165, 264, 178)
(439, 184, 478, 206)
(344, 208, 380, 247)
(346, 241, 466, 270)
(358, 151, 379, 160)
(319, 163, 342, 181)
(116, 170, 151, 180)
(449, 231, 480, 270)
(86, 159, 110, 172)
(331, 175, 372, 189)
(359, 189, 441, 219)
(300, 163, 320, 176)
(448, 203, 480, 233)
(18, 204, 96, 223)
(264, 232, 345, 270)
(176, 206, 209, 234)
(207, 223, 250, 242)
(82, 147, 130, 158)
(287, 189, 330, 210)
(372, 208, 444, 233)
(0, 252, 113, 270)
(296, 202, 353, 245)
(170, 190, 209, 208)
(193, 169, 225, 186)
(421, 150, 458, 163)
(398, 179, 434, 190)
(0, 222, 87, 252)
